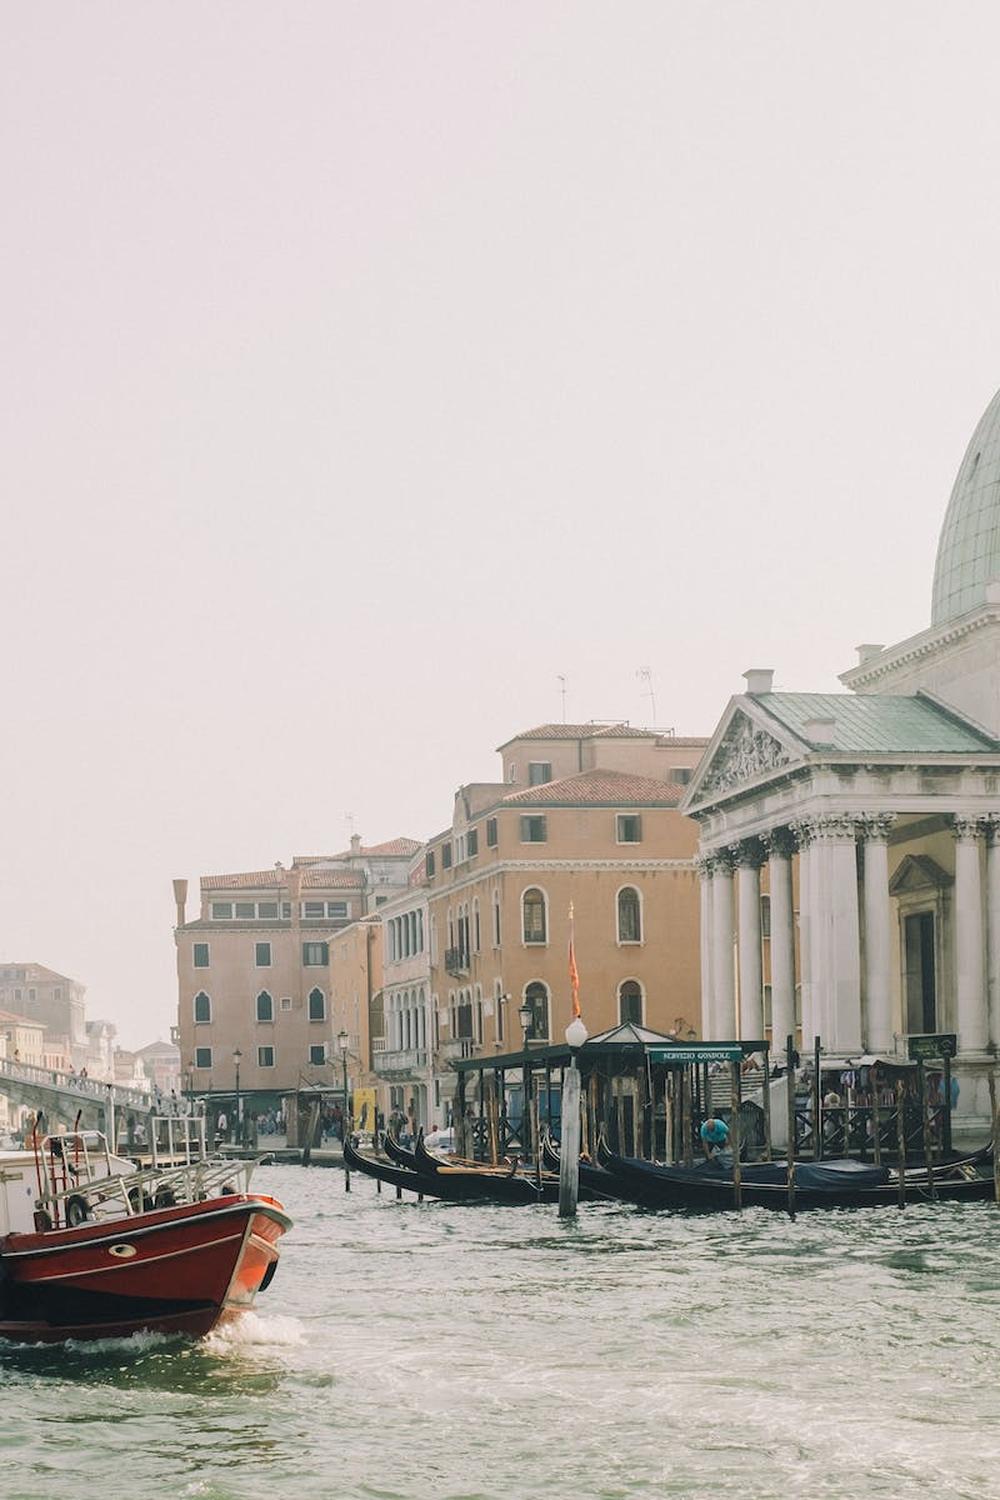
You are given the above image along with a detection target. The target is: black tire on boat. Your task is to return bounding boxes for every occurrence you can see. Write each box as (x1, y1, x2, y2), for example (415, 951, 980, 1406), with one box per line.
(65, 1194, 90, 1227)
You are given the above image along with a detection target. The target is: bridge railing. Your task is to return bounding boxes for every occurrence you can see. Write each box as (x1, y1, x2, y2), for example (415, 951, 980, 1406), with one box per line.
(0, 1055, 151, 1110)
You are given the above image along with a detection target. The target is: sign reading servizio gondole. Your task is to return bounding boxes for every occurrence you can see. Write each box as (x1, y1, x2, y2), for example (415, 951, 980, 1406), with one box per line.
(647, 1046, 744, 1065)
(906, 1033, 957, 1061)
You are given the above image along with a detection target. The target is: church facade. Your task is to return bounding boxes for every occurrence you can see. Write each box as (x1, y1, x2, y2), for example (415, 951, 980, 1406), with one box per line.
(683, 384, 1000, 1131)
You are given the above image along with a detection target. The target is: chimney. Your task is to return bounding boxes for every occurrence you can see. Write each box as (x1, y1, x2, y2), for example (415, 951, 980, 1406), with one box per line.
(286, 868, 302, 929)
(172, 878, 188, 929)
(803, 715, 837, 745)
(350, 833, 362, 855)
(856, 643, 884, 665)
(743, 668, 774, 696)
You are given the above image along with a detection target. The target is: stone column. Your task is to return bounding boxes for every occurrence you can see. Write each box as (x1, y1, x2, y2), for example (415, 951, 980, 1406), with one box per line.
(711, 854, 737, 1040)
(953, 814, 989, 1054)
(796, 816, 862, 1054)
(763, 828, 796, 1056)
(861, 814, 895, 1053)
(733, 840, 765, 1041)
(696, 854, 715, 1040)
(791, 819, 814, 1048)
(987, 820, 1000, 1050)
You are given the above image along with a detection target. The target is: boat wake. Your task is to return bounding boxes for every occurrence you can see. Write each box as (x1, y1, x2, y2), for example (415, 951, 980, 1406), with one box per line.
(205, 1311, 305, 1351)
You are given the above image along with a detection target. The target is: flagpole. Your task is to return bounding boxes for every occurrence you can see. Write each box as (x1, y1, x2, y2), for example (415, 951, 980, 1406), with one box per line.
(560, 902, 586, 1218)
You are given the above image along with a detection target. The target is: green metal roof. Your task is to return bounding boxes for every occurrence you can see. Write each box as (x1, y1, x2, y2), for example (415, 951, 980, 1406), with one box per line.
(753, 692, 1000, 754)
(932, 385, 1000, 625)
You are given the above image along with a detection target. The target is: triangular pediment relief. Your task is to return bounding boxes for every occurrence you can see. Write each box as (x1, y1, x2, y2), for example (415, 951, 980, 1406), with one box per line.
(688, 706, 799, 804)
(888, 854, 952, 896)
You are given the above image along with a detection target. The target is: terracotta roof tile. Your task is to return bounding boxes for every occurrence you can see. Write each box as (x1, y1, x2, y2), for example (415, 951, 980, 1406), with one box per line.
(359, 837, 422, 857)
(201, 868, 364, 891)
(502, 769, 688, 807)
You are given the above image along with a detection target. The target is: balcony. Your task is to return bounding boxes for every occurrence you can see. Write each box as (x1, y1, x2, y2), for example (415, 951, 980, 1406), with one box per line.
(373, 1047, 428, 1079)
(444, 947, 470, 977)
(441, 1037, 476, 1062)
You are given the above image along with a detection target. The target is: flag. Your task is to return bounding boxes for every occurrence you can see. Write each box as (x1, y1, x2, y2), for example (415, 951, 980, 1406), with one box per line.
(568, 901, 581, 1018)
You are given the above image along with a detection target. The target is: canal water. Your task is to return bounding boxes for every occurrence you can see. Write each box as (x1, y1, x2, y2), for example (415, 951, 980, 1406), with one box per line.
(2, 1165, 999, 1500)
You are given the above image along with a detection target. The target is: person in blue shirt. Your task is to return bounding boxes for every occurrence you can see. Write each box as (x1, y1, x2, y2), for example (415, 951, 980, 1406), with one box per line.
(700, 1112, 730, 1161)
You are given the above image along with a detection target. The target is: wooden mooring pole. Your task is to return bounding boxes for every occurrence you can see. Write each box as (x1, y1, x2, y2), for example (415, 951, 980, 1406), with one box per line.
(989, 1070, 1000, 1206)
(918, 1060, 936, 1200)
(559, 1059, 582, 1218)
(785, 1034, 796, 1221)
(895, 1080, 907, 1210)
(730, 1059, 742, 1211)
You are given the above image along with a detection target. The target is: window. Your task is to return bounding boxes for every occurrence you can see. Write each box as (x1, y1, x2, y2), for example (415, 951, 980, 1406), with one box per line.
(234, 902, 255, 919)
(760, 894, 772, 938)
(308, 988, 326, 1022)
(467, 827, 479, 857)
(473, 899, 481, 953)
(256, 990, 274, 1022)
(211, 902, 233, 920)
(618, 887, 642, 943)
(522, 888, 547, 944)
(193, 943, 210, 968)
(528, 762, 552, 786)
(258, 900, 279, 919)
(442, 842, 453, 870)
(524, 981, 549, 1040)
(495, 979, 505, 1043)
(486, 818, 498, 848)
(375, 896, 388, 907)
(303, 942, 329, 966)
(672, 767, 693, 784)
(520, 816, 547, 843)
(255, 942, 272, 967)
(493, 891, 501, 947)
(54, 987, 62, 999)
(507, 762, 517, 783)
(280, 996, 293, 1012)
(309, 1044, 326, 1066)
(616, 815, 642, 844)
(303, 901, 325, 918)
(330, 901, 348, 918)
(195, 1047, 212, 1069)
(258, 1046, 275, 1068)
(425, 850, 436, 878)
(193, 991, 211, 1024)
(619, 980, 643, 1025)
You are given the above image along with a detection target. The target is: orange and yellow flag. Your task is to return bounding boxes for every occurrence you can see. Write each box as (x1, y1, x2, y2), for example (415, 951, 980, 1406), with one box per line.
(568, 901, 581, 1018)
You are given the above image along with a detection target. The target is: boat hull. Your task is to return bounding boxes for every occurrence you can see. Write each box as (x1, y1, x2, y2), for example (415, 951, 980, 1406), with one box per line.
(0, 1193, 290, 1343)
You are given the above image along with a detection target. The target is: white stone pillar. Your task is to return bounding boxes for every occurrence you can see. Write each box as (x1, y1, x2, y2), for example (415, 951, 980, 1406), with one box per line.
(711, 857, 737, 1040)
(764, 829, 796, 1056)
(953, 815, 989, 1054)
(697, 855, 715, 1040)
(861, 814, 895, 1053)
(735, 844, 764, 1040)
(987, 821, 1000, 1050)
(792, 821, 814, 1048)
(801, 816, 862, 1054)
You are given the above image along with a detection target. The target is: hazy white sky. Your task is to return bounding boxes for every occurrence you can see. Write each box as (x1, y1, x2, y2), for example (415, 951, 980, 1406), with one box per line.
(4, 4, 1000, 1047)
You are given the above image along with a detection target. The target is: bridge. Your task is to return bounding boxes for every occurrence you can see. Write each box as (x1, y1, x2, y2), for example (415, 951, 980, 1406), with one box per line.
(0, 1056, 153, 1136)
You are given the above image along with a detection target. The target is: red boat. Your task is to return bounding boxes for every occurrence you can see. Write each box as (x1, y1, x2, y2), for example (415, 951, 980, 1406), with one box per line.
(0, 1122, 291, 1343)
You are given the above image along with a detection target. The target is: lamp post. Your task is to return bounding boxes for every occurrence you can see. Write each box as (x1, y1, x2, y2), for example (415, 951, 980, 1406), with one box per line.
(232, 1046, 242, 1145)
(518, 1000, 533, 1154)
(559, 1015, 588, 1217)
(338, 1029, 350, 1130)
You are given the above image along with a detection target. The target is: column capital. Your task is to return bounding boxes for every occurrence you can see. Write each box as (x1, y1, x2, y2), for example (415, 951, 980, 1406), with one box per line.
(761, 826, 796, 859)
(808, 814, 861, 843)
(952, 813, 989, 842)
(859, 812, 896, 843)
(728, 837, 766, 870)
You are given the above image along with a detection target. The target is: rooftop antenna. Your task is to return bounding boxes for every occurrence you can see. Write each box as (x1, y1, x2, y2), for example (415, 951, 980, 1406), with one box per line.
(344, 812, 355, 841)
(557, 674, 567, 723)
(636, 667, 657, 725)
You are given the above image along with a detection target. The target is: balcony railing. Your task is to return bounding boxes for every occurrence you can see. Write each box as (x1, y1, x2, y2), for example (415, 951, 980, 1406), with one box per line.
(441, 1037, 476, 1061)
(373, 1047, 428, 1077)
(444, 947, 470, 976)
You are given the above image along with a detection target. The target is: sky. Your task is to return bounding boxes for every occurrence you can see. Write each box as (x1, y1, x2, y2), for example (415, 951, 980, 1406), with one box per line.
(4, 4, 1000, 1047)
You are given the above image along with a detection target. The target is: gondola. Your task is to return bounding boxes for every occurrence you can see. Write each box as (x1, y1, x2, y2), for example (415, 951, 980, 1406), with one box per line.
(343, 1134, 556, 1204)
(595, 1139, 997, 1211)
(540, 1133, 637, 1202)
(382, 1129, 419, 1170)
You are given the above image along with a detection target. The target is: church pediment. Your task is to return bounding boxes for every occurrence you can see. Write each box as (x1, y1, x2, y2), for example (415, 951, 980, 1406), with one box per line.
(692, 707, 797, 801)
(888, 854, 952, 895)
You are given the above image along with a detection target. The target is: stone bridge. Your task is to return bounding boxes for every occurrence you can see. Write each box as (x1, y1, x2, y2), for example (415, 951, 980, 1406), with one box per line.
(0, 1057, 152, 1135)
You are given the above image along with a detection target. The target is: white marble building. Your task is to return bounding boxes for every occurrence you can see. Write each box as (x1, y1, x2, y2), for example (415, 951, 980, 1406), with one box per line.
(683, 384, 1000, 1129)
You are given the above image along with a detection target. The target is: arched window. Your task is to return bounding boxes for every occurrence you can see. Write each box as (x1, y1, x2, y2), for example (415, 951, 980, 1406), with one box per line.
(522, 888, 547, 944)
(256, 990, 274, 1023)
(473, 899, 481, 953)
(492, 890, 502, 947)
(193, 991, 211, 1024)
(617, 886, 642, 944)
(619, 979, 644, 1026)
(524, 981, 550, 1040)
(308, 988, 325, 1022)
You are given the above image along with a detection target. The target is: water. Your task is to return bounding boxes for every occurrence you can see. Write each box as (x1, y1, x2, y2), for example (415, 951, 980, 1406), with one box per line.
(2, 1165, 999, 1500)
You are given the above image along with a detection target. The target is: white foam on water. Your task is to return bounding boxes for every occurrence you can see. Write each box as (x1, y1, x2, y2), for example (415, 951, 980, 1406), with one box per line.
(62, 1329, 176, 1354)
(204, 1310, 305, 1352)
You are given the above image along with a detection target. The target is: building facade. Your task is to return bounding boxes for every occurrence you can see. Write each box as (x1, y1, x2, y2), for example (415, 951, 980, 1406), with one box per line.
(686, 382, 1000, 1134)
(372, 869, 434, 1129)
(173, 837, 417, 1106)
(0, 963, 87, 1069)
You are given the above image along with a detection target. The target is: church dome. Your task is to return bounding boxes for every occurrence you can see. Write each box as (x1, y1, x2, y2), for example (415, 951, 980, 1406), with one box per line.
(931, 386, 1000, 625)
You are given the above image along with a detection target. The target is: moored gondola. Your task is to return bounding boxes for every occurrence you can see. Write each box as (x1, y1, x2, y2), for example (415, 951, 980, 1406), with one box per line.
(382, 1130, 419, 1170)
(596, 1139, 997, 1211)
(540, 1133, 637, 1202)
(344, 1134, 555, 1204)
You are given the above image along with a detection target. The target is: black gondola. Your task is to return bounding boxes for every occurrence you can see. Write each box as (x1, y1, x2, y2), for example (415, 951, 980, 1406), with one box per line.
(595, 1139, 997, 1211)
(540, 1133, 636, 1202)
(344, 1133, 557, 1204)
(382, 1130, 419, 1170)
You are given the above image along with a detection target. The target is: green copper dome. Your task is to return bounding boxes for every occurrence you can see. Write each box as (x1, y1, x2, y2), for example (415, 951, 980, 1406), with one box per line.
(931, 386, 1000, 625)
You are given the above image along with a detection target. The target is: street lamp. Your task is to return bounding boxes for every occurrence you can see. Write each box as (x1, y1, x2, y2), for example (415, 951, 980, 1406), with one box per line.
(518, 1000, 533, 1154)
(337, 1029, 350, 1133)
(232, 1047, 242, 1144)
